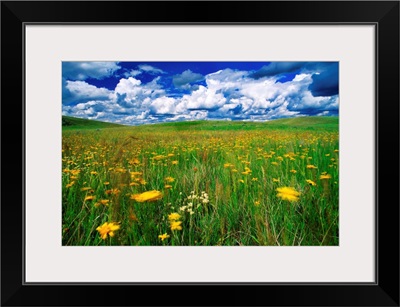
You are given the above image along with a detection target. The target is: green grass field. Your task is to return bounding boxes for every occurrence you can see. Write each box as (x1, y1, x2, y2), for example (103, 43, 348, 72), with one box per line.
(62, 116, 339, 246)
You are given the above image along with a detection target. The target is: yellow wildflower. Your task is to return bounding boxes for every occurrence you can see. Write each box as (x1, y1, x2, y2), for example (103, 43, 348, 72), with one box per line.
(306, 164, 318, 169)
(170, 221, 182, 231)
(168, 212, 181, 221)
(95, 199, 110, 207)
(165, 176, 175, 183)
(306, 179, 317, 186)
(96, 222, 120, 240)
(131, 190, 163, 202)
(66, 181, 75, 188)
(158, 233, 170, 241)
(105, 188, 120, 195)
(84, 195, 96, 201)
(153, 155, 165, 160)
(276, 187, 300, 202)
(70, 169, 80, 176)
(320, 174, 332, 180)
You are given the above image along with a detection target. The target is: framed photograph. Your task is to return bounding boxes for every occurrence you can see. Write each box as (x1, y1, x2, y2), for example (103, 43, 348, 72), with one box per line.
(2, 1, 399, 306)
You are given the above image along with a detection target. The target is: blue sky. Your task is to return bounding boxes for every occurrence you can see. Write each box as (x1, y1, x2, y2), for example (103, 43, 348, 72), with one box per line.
(62, 61, 339, 125)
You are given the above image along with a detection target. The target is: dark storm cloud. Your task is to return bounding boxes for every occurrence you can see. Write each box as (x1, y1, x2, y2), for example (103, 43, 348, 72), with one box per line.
(62, 62, 121, 80)
(250, 62, 307, 79)
(308, 63, 339, 97)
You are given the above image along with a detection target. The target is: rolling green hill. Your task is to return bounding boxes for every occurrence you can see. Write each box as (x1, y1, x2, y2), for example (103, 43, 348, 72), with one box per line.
(62, 115, 338, 132)
(62, 116, 127, 130)
(134, 116, 338, 132)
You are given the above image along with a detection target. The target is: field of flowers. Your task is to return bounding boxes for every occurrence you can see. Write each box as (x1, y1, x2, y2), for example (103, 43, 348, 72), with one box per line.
(62, 119, 339, 246)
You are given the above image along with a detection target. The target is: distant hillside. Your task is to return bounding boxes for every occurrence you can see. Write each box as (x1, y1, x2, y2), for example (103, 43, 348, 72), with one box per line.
(62, 116, 126, 130)
(135, 116, 339, 132)
(263, 116, 338, 130)
(62, 115, 338, 132)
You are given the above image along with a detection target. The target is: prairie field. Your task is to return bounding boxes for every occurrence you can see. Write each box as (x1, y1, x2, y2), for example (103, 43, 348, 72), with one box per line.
(62, 116, 339, 246)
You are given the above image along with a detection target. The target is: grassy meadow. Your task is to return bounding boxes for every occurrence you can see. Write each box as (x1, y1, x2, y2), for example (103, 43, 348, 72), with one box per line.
(62, 116, 339, 246)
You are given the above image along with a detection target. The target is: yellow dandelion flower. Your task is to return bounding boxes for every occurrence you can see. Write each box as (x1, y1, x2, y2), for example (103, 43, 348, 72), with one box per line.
(164, 184, 173, 189)
(153, 155, 165, 161)
(251, 177, 258, 181)
(90, 171, 98, 175)
(103, 181, 110, 185)
(66, 181, 75, 188)
(158, 233, 170, 241)
(276, 187, 300, 202)
(70, 169, 80, 176)
(129, 182, 139, 186)
(81, 187, 92, 191)
(271, 161, 279, 166)
(320, 174, 332, 180)
(96, 222, 120, 240)
(254, 201, 261, 206)
(97, 199, 110, 206)
(84, 195, 96, 201)
(307, 164, 317, 169)
(170, 221, 183, 231)
(171, 160, 179, 165)
(272, 178, 280, 182)
(105, 188, 120, 195)
(306, 179, 317, 186)
(165, 176, 175, 183)
(131, 190, 163, 202)
(168, 212, 181, 221)
(290, 169, 297, 174)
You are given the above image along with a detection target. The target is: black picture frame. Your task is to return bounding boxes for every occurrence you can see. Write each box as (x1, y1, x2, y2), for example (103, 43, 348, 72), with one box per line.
(1, 1, 399, 306)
